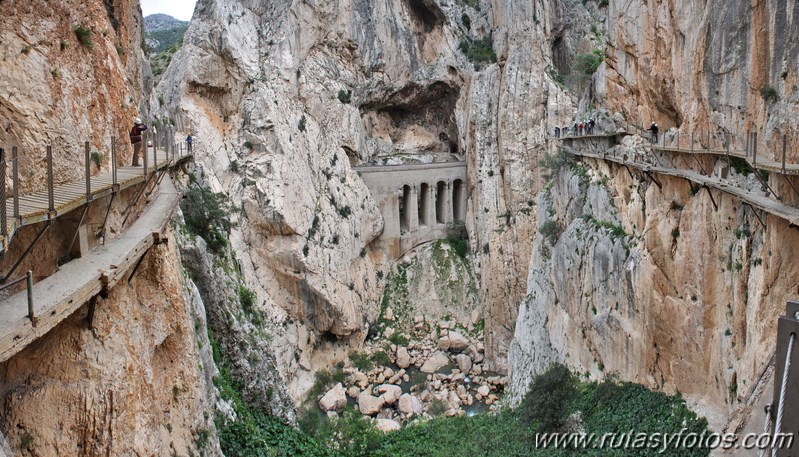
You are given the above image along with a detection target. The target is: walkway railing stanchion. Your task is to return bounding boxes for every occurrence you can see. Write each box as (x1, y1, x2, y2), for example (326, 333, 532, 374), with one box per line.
(26, 270, 35, 326)
(676, 131, 679, 150)
(46, 145, 54, 217)
(783, 136, 787, 174)
(111, 136, 118, 187)
(0, 149, 7, 240)
(152, 133, 157, 173)
(753, 132, 758, 167)
(143, 132, 148, 176)
(84, 141, 91, 203)
(12, 146, 19, 223)
(691, 132, 694, 153)
(725, 133, 731, 170)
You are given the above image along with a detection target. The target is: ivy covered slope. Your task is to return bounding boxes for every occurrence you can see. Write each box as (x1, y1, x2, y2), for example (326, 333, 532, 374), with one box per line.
(215, 364, 708, 456)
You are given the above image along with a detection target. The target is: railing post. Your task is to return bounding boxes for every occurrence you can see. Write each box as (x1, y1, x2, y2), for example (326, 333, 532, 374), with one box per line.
(691, 132, 695, 153)
(142, 132, 148, 176)
(12, 146, 19, 223)
(783, 136, 787, 174)
(753, 132, 758, 166)
(26, 270, 35, 326)
(152, 132, 157, 172)
(84, 141, 91, 203)
(46, 145, 54, 216)
(0, 149, 6, 239)
(111, 136, 117, 187)
(676, 131, 679, 150)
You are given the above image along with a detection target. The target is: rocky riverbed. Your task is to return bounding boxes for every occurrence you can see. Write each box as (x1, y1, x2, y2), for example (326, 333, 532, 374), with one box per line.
(314, 310, 507, 432)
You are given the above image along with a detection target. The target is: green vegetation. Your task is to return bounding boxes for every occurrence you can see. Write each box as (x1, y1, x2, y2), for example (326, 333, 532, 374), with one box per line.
(456, 0, 480, 8)
(147, 25, 189, 54)
(299, 115, 307, 132)
(74, 24, 93, 50)
(211, 332, 337, 457)
(581, 215, 628, 241)
(573, 49, 604, 80)
(459, 36, 497, 69)
(461, 13, 471, 30)
(539, 149, 578, 181)
(539, 220, 563, 245)
(91, 151, 104, 168)
(237, 285, 256, 313)
(294, 364, 709, 456)
(180, 185, 235, 253)
(337, 89, 352, 104)
(729, 157, 753, 176)
(760, 85, 779, 104)
(350, 352, 373, 371)
(60, 39, 70, 51)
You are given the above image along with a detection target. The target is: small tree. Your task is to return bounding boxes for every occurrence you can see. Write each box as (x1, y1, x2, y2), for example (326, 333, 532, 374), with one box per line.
(180, 185, 234, 253)
(519, 363, 578, 431)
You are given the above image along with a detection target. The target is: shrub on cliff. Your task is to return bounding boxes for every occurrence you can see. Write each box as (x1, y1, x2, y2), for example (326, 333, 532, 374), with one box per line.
(519, 363, 577, 431)
(459, 36, 497, 69)
(74, 24, 93, 50)
(181, 185, 234, 253)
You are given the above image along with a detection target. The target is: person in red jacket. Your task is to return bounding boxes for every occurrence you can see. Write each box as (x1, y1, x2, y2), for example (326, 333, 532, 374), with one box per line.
(129, 117, 148, 166)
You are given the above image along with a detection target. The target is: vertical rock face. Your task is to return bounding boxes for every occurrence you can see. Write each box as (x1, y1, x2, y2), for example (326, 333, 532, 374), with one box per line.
(508, 150, 799, 429)
(599, 0, 799, 151)
(0, 0, 149, 191)
(0, 236, 220, 455)
(159, 0, 576, 391)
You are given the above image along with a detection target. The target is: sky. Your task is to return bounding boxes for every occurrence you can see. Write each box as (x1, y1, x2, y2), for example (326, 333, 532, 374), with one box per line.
(141, 0, 197, 21)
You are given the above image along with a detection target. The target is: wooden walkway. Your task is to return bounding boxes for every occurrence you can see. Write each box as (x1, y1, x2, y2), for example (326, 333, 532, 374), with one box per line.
(0, 147, 193, 252)
(0, 177, 183, 363)
(559, 145, 799, 226)
(559, 131, 799, 175)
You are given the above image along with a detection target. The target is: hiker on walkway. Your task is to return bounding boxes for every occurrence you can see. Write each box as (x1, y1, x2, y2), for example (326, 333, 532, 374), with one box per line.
(129, 118, 148, 166)
(648, 122, 659, 143)
(578, 122, 584, 136)
(186, 133, 194, 152)
(588, 118, 596, 135)
(573, 122, 578, 136)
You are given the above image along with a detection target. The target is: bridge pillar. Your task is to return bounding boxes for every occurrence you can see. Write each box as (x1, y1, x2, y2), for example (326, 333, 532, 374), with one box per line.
(425, 184, 435, 227)
(445, 182, 453, 224)
(409, 185, 420, 232)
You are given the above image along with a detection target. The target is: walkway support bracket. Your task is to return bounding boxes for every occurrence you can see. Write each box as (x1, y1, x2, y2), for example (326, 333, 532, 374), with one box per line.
(1, 222, 50, 283)
(702, 185, 718, 211)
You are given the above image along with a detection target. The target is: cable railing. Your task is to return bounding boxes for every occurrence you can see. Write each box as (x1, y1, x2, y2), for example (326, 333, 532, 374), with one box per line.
(0, 125, 195, 253)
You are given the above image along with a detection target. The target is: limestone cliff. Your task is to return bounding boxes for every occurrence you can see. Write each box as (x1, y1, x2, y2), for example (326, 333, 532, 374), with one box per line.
(598, 0, 799, 155)
(157, 0, 596, 400)
(0, 0, 151, 191)
(0, 234, 222, 455)
(508, 142, 799, 429)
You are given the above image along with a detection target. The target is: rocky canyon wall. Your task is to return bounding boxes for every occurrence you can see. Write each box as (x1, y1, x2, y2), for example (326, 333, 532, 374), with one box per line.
(0, 0, 151, 191)
(157, 0, 592, 399)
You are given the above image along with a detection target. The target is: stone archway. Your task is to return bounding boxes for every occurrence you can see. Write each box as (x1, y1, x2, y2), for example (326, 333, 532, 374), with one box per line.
(399, 185, 412, 233)
(419, 182, 430, 227)
(436, 181, 447, 224)
(453, 179, 465, 222)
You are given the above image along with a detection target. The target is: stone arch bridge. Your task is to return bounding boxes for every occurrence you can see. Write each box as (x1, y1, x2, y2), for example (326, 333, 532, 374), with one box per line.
(355, 162, 468, 258)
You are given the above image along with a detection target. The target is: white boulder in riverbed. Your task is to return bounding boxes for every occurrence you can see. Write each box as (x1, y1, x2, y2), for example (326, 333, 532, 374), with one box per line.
(357, 392, 385, 415)
(421, 351, 450, 373)
(438, 331, 470, 352)
(319, 383, 347, 412)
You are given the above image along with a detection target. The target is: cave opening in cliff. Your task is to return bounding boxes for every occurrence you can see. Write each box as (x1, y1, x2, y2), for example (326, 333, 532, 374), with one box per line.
(453, 179, 465, 222)
(403, 0, 446, 34)
(436, 181, 447, 224)
(399, 185, 412, 232)
(419, 182, 430, 227)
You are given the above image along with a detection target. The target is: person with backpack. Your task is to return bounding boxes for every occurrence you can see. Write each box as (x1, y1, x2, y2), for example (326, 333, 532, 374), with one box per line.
(588, 118, 596, 135)
(186, 133, 194, 152)
(648, 121, 659, 143)
(129, 118, 148, 166)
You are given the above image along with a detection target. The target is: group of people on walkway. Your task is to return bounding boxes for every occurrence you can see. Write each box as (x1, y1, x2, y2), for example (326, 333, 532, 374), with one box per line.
(129, 117, 194, 166)
(554, 118, 596, 138)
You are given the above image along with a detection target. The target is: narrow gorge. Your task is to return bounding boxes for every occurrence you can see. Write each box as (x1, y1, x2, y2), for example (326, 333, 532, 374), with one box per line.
(0, 0, 797, 455)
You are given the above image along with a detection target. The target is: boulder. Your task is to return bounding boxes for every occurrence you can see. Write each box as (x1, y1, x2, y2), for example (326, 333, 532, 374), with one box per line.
(319, 383, 347, 412)
(455, 354, 472, 373)
(398, 394, 424, 416)
(351, 371, 369, 389)
(477, 385, 491, 397)
(421, 351, 450, 373)
(396, 346, 411, 369)
(385, 307, 395, 321)
(384, 327, 395, 339)
(375, 419, 401, 433)
(357, 392, 385, 415)
(377, 384, 403, 404)
(438, 331, 469, 352)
